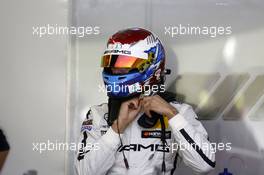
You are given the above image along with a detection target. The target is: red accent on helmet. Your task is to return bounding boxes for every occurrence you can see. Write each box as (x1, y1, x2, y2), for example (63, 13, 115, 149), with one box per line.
(108, 28, 151, 44)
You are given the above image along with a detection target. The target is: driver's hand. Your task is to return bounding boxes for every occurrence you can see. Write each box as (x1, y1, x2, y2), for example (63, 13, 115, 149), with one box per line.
(141, 95, 178, 119)
(112, 98, 141, 133)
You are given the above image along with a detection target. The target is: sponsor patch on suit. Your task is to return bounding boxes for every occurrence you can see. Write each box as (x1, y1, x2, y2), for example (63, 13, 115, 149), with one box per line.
(141, 130, 171, 139)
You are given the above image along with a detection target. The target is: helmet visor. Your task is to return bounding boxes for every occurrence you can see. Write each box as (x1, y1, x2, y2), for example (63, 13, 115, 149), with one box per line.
(101, 55, 148, 70)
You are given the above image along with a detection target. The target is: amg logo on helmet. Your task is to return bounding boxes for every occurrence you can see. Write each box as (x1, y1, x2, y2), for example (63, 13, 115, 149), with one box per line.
(104, 50, 131, 55)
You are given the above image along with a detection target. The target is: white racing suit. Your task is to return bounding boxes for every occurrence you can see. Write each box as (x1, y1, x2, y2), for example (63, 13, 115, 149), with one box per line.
(75, 102, 215, 175)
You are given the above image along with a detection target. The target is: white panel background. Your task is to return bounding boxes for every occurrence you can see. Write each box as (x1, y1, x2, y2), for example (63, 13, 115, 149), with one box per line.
(0, 0, 68, 174)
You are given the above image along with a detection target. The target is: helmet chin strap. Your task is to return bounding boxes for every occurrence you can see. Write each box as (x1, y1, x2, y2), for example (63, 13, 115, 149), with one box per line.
(107, 68, 172, 127)
(137, 91, 176, 128)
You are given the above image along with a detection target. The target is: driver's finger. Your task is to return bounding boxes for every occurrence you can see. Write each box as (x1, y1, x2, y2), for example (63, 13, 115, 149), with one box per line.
(128, 98, 140, 109)
(142, 102, 152, 118)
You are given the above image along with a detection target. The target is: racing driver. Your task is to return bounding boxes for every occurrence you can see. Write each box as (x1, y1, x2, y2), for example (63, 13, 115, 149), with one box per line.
(75, 28, 215, 175)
